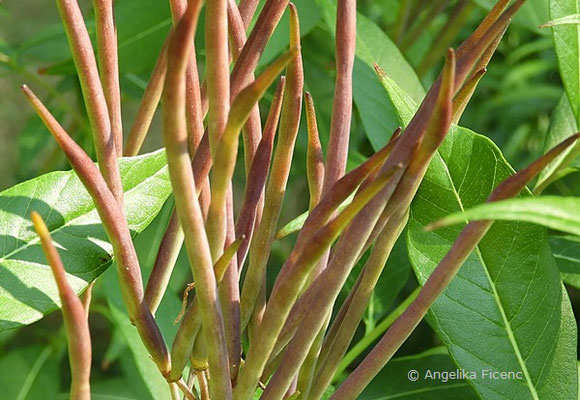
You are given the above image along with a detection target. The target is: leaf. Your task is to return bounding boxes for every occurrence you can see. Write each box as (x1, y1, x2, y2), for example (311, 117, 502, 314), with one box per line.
(541, 13, 580, 27)
(549, 235, 580, 289)
(0, 149, 171, 331)
(364, 235, 411, 330)
(428, 196, 580, 236)
(40, 0, 172, 76)
(315, 0, 425, 150)
(360, 347, 478, 400)
(535, 94, 580, 191)
(379, 69, 578, 399)
(550, 0, 580, 126)
(89, 378, 141, 400)
(0, 344, 61, 400)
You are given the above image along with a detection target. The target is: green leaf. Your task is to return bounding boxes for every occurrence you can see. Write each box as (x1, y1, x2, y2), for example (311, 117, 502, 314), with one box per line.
(379, 69, 578, 399)
(364, 235, 411, 329)
(549, 235, 580, 289)
(315, 0, 425, 150)
(41, 0, 172, 76)
(407, 134, 577, 399)
(429, 196, 580, 236)
(535, 94, 580, 191)
(541, 13, 580, 27)
(550, 0, 580, 126)
(0, 149, 171, 331)
(360, 347, 478, 400)
(0, 344, 61, 400)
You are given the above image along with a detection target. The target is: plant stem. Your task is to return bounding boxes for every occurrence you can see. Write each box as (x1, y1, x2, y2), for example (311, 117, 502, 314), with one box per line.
(124, 35, 169, 156)
(92, 0, 123, 156)
(323, 0, 356, 193)
(32, 213, 92, 400)
(163, 0, 232, 395)
(56, 0, 123, 203)
(239, 3, 304, 332)
(23, 85, 171, 376)
(309, 213, 409, 399)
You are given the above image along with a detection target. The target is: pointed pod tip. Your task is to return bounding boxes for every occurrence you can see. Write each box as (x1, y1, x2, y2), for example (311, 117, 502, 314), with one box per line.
(31, 211, 49, 237)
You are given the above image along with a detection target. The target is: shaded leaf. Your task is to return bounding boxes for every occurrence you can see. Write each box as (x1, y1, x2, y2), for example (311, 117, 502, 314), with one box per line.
(550, 235, 580, 289)
(360, 347, 478, 400)
(0, 344, 61, 400)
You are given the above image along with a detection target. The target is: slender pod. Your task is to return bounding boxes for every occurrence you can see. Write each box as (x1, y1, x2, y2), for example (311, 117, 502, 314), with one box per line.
(162, 1, 232, 395)
(227, 0, 265, 174)
(235, 77, 286, 269)
(170, 238, 243, 381)
(206, 0, 231, 155)
(239, 3, 304, 332)
(124, 34, 170, 156)
(205, 49, 296, 260)
(144, 132, 213, 314)
(32, 212, 92, 400)
(92, 0, 123, 156)
(309, 213, 408, 399)
(56, 0, 123, 203)
(230, 0, 290, 97)
(323, 0, 356, 192)
(305, 92, 325, 209)
(331, 133, 580, 400)
(264, 133, 402, 363)
(239, 164, 402, 399)
(219, 187, 242, 380)
(169, 0, 207, 156)
(22, 85, 170, 376)
(239, 0, 261, 25)
(259, 50, 455, 398)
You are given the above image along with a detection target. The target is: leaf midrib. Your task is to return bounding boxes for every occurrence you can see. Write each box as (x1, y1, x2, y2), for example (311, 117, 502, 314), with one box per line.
(433, 149, 540, 400)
